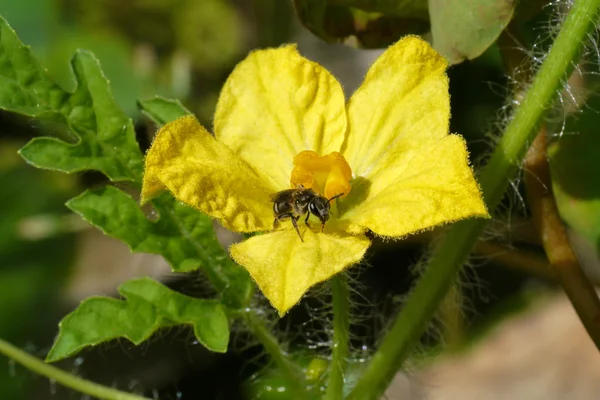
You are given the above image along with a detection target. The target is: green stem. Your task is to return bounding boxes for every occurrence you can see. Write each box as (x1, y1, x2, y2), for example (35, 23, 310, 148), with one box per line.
(325, 274, 350, 400)
(243, 312, 308, 397)
(439, 282, 464, 349)
(347, 1, 600, 399)
(0, 338, 150, 400)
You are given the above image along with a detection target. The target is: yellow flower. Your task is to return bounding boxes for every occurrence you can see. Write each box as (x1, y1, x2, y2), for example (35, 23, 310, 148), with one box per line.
(141, 36, 489, 316)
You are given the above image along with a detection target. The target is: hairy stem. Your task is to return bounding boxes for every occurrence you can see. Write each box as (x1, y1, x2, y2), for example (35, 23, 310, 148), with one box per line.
(243, 312, 308, 397)
(325, 273, 350, 400)
(348, 1, 600, 399)
(0, 338, 150, 400)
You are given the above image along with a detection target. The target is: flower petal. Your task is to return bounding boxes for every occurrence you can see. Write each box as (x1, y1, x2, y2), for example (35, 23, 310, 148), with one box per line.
(342, 36, 449, 180)
(341, 135, 489, 237)
(230, 230, 370, 315)
(214, 45, 347, 190)
(141, 116, 274, 232)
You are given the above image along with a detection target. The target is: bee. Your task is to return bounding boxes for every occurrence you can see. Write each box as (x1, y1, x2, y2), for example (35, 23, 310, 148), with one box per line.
(270, 185, 343, 242)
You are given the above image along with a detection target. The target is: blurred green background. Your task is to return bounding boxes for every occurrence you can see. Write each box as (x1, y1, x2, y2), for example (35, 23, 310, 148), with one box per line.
(1, 0, 599, 399)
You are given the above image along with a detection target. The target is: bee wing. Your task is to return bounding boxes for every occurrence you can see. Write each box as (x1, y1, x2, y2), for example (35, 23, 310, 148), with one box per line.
(269, 189, 297, 202)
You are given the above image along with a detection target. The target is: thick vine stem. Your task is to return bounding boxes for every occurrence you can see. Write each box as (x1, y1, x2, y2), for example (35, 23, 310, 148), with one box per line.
(524, 129, 600, 350)
(0, 338, 150, 400)
(325, 273, 350, 400)
(347, 1, 600, 399)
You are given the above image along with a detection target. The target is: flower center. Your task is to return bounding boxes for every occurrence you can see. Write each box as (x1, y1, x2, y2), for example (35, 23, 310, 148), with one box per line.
(290, 150, 352, 200)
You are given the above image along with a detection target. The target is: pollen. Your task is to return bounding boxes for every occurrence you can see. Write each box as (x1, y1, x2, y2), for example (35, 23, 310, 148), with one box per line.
(290, 150, 352, 199)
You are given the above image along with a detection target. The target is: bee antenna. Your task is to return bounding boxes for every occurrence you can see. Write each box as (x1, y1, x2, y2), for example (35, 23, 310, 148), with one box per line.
(327, 193, 344, 204)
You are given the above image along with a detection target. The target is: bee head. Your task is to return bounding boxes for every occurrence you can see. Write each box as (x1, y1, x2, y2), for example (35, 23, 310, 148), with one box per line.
(308, 193, 344, 224)
(308, 196, 331, 223)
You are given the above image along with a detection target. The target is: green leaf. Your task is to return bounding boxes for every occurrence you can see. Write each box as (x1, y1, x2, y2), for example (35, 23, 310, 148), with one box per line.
(0, 16, 143, 181)
(549, 93, 600, 255)
(429, 0, 516, 64)
(44, 30, 144, 116)
(138, 96, 191, 125)
(67, 186, 254, 307)
(66, 186, 200, 272)
(47, 277, 229, 362)
(292, 0, 429, 48)
(2, 15, 253, 313)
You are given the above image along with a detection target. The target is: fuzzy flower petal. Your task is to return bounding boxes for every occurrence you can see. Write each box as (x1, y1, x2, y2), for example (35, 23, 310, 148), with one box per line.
(214, 45, 347, 190)
(337, 36, 488, 236)
(230, 229, 370, 315)
(341, 135, 488, 236)
(343, 36, 449, 194)
(141, 116, 274, 232)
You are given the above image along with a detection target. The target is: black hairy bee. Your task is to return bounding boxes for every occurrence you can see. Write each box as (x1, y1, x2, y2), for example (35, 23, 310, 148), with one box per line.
(270, 185, 343, 241)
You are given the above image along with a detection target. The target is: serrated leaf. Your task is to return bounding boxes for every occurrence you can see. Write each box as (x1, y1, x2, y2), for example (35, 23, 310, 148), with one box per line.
(0, 16, 143, 181)
(429, 0, 516, 64)
(66, 186, 200, 272)
(1, 16, 254, 311)
(138, 96, 191, 125)
(67, 186, 254, 307)
(47, 277, 229, 362)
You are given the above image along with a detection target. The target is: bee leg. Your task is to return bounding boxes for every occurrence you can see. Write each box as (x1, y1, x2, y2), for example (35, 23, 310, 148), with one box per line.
(273, 213, 292, 232)
(304, 212, 311, 228)
(291, 216, 303, 242)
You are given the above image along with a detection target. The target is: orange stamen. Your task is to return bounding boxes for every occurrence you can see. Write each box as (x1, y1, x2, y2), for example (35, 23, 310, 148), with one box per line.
(290, 150, 352, 199)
